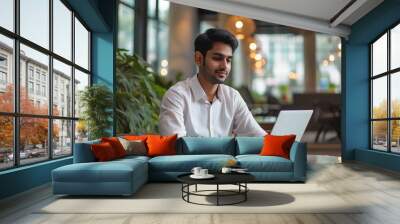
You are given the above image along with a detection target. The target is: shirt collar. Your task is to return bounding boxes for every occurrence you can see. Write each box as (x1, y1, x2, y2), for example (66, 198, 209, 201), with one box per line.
(189, 75, 223, 103)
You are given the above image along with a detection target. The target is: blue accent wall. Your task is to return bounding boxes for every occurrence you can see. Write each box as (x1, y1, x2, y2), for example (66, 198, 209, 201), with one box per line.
(343, 0, 400, 171)
(0, 0, 116, 200)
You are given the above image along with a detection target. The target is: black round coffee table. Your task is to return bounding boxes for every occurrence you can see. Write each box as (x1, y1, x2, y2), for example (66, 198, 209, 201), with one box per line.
(177, 173, 255, 206)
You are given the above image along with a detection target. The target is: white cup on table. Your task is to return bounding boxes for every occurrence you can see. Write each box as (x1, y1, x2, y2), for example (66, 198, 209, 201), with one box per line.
(199, 169, 208, 176)
(191, 167, 202, 176)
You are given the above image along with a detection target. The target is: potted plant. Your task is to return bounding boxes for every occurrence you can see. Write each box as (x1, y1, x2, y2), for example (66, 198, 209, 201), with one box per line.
(79, 84, 113, 140)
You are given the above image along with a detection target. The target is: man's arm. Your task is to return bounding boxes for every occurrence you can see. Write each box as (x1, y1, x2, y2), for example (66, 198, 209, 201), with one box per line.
(232, 91, 267, 137)
(159, 89, 187, 137)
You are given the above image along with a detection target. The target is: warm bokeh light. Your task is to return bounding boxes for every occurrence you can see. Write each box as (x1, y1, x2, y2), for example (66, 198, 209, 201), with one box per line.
(254, 53, 262, 61)
(288, 71, 298, 80)
(235, 20, 244, 29)
(329, 54, 335, 62)
(250, 52, 257, 59)
(323, 59, 329, 66)
(249, 42, 257, 51)
(236, 34, 245, 40)
(161, 59, 168, 67)
(160, 68, 168, 76)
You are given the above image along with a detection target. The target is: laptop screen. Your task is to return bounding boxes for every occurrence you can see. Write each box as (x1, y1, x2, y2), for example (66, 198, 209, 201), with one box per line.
(271, 110, 313, 142)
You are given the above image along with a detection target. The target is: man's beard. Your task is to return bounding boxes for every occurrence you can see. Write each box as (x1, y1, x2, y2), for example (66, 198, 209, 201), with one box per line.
(203, 67, 227, 85)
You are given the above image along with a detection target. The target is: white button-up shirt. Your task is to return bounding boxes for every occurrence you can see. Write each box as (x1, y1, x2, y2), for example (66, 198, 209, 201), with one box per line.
(159, 75, 266, 137)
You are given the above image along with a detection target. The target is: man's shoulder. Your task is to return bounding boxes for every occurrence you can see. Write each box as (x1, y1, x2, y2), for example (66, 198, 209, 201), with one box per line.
(219, 84, 241, 99)
(163, 78, 191, 98)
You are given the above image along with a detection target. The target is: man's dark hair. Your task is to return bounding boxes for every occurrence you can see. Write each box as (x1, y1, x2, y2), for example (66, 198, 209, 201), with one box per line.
(194, 28, 238, 57)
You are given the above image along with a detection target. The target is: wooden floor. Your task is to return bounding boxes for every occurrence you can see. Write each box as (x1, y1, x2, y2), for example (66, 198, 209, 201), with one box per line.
(1, 154, 400, 224)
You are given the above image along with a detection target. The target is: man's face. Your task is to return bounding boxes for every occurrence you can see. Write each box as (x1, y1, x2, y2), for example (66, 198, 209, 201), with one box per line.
(196, 42, 233, 84)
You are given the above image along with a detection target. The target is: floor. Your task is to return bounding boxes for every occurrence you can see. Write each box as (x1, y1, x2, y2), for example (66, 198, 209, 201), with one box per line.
(1, 150, 400, 224)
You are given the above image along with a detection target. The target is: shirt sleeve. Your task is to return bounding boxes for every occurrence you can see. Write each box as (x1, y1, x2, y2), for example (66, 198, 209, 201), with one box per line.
(232, 91, 267, 137)
(159, 88, 187, 137)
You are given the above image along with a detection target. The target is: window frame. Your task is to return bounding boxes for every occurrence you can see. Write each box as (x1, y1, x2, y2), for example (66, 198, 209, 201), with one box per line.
(370, 20, 400, 154)
(0, 0, 92, 171)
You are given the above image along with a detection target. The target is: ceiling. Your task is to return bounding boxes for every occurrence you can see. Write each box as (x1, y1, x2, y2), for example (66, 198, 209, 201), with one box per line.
(168, 0, 384, 38)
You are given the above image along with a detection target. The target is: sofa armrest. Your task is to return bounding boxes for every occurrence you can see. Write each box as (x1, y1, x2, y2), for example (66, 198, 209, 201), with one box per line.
(73, 140, 100, 163)
(289, 142, 307, 181)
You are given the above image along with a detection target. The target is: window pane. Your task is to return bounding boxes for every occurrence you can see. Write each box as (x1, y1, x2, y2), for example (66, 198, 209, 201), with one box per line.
(0, 116, 13, 170)
(391, 24, 400, 70)
(53, 119, 72, 158)
(74, 69, 89, 118)
(391, 120, 400, 153)
(20, 44, 49, 115)
(20, 117, 49, 165)
(372, 77, 387, 119)
(53, 59, 72, 117)
(0, 35, 14, 113)
(20, 0, 49, 49)
(0, 0, 14, 31)
(118, 3, 134, 54)
(121, 0, 134, 7)
(158, 0, 170, 22)
(148, 0, 157, 18)
(75, 120, 88, 143)
(147, 20, 157, 69)
(372, 121, 388, 151)
(53, 0, 72, 60)
(74, 18, 89, 70)
(372, 33, 387, 76)
(391, 72, 400, 118)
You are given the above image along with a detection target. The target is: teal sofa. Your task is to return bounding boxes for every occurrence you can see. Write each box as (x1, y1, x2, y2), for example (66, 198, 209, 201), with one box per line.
(52, 137, 307, 196)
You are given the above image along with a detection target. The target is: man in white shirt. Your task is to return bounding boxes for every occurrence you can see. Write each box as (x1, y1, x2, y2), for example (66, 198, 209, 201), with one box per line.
(159, 28, 267, 137)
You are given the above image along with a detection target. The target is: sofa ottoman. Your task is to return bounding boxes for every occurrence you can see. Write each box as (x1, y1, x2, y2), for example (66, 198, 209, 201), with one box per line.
(52, 147, 149, 196)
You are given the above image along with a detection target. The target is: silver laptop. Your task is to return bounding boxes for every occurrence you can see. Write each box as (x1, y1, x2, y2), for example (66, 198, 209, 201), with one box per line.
(271, 110, 313, 142)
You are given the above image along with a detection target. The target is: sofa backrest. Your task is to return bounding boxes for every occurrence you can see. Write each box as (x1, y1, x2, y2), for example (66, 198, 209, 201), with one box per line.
(235, 137, 264, 155)
(178, 137, 236, 155)
(73, 139, 100, 163)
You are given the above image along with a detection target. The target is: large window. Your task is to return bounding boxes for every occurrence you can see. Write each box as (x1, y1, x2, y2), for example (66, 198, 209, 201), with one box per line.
(370, 23, 400, 153)
(118, 0, 135, 55)
(0, 0, 91, 170)
(147, 0, 170, 75)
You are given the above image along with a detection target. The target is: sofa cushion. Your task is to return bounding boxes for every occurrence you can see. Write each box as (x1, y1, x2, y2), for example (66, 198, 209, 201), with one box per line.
(148, 154, 235, 172)
(118, 137, 147, 156)
(91, 142, 118, 161)
(147, 135, 177, 157)
(260, 134, 296, 159)
(179, 137, 235, 155)
(236, 155, 293, 172)
(235, 137, 264, 155)
(101, 137, 127, 158)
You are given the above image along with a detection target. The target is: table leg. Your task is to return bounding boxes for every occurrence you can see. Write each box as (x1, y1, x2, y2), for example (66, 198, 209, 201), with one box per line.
(195, 184, 197, 192)
(245, 183, 247, 201)
(217, 184, 219, 206)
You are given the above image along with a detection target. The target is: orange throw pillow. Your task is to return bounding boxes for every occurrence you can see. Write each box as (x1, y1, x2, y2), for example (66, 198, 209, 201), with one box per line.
(259, 134, 296, 159)
(146, 134, 177, 157)
(91, 142, 117, 161)
(101, 137, 127, 158)
(123, 135, 149, 141)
